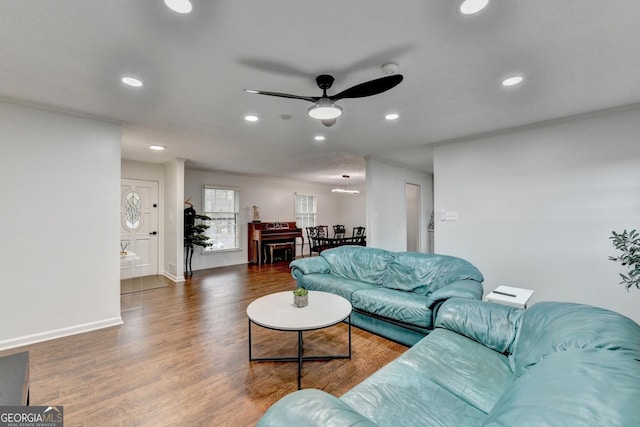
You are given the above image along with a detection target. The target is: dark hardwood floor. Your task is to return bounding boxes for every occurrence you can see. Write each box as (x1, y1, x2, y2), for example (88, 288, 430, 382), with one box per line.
(0, 262, 407, 426)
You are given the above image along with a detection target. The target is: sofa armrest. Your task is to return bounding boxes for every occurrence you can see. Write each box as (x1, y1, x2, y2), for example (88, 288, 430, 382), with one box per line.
(435, 298, 523, 354)
(257, 389, 378, 427)
(289, 257, 331, 280)
(424, 279, 483, 309)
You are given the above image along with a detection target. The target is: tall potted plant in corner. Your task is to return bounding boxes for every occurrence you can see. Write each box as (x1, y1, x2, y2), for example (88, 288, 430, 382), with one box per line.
(184, 198, 212, 277)
(609, 229, 640, 291)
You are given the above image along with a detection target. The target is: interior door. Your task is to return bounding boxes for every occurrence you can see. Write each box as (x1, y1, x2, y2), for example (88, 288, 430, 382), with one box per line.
(406, 183, 420, 252)
(120, 179, 159, 278)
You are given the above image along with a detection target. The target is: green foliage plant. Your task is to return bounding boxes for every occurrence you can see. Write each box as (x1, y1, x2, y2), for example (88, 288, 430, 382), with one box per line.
(609, 229, 640, 291)
(293, 287, 309, 296)
(185, 213, 213, 249)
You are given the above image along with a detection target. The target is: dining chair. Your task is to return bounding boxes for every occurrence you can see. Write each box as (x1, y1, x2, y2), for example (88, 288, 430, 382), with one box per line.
(352, 226, 366, 246)
(333, 225, 346, 238)
(316, 225, 329, 238)
(306, 226, 328, 256)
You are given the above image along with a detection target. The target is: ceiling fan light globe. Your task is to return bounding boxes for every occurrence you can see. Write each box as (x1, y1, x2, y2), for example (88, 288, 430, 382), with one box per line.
(164, 0, 192, 14)
(459, 0, 489, 15)
(308, 99, 343, 120)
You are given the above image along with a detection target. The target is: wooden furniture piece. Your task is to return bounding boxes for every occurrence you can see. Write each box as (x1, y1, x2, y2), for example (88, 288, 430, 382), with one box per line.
(248, 222, 302, 264)
(0, 351, 29, 405)
(306, 226, 332, 256)
(352, 226, 366, 246)
(263, 242, 294, 264)
(317, 236, 357, 249)
(333, 225, 346, 238)
(316, 225, 329, 239)
(247, 290, 352, 390)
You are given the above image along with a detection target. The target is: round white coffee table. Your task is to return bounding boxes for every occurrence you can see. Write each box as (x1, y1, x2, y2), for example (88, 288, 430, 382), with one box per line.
(247, 290, 352, 389)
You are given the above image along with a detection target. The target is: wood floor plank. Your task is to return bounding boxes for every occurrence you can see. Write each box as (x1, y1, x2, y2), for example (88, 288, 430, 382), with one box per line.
(0, 263, 407, 426)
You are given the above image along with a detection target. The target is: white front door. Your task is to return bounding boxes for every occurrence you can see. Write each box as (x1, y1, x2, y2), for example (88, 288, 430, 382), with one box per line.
(120, 179, 159, 279)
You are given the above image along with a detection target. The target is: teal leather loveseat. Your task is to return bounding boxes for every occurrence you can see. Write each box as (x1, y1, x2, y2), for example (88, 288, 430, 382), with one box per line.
(289, 246, 484, 346)
(258, 299, 640, 426)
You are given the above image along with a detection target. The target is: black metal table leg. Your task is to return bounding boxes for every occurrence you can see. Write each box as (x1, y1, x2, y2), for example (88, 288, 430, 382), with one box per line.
(248, 318, 252, 361)
(248, 317, 351, 390)
(298, 330, 303, 389)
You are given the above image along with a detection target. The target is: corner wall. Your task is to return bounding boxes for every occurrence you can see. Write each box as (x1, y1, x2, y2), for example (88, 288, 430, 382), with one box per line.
(434, 106, 640, 323)
(0, 101, 122, 350)
(164, 159, 185, 281)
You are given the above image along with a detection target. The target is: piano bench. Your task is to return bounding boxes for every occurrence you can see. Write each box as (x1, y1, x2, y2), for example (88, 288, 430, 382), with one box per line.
(264, 242, 294, 264)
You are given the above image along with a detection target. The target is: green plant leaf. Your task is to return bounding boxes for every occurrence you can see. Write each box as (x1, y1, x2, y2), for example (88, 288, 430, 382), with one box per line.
(610, 229, 640, 292)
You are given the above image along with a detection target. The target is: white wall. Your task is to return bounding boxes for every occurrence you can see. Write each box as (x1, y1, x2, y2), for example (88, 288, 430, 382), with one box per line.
(336, 188, 367, 236)
(164, 159, 185, 281)
(366, 158, 434, 252)
(0, 101, 122, 350)
(434, 106, 640, 323)
(184, 168, 364, 270)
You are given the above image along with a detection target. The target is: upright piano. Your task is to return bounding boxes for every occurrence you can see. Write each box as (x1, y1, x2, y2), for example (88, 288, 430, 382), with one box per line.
(248, 221, 303, 264)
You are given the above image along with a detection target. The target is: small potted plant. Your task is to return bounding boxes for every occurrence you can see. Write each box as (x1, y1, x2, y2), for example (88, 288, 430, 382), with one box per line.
(293, 287, 309, 307)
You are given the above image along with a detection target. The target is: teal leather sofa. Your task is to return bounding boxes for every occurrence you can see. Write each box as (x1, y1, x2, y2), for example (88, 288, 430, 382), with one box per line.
(289, 246, 484, 346)
(258, 299, 640, 426)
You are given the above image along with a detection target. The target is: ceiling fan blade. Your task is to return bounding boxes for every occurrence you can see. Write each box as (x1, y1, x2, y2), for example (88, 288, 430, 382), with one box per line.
(332, 74, 403, 100)
(321, 119, 336, 127)
(244, 89, 317, 103)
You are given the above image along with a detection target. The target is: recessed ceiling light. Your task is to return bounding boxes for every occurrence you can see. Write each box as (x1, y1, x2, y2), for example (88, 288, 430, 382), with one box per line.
(314, 135, 326, 141)
(164, 0, 193, 14)
(149, 145, 165, 151)
(121, 76, 143, 87)
(385, 113, 399, 120)
(245, 115, 259, 122)
(502, 76, 524, 87)
(459, 0, 489, 15)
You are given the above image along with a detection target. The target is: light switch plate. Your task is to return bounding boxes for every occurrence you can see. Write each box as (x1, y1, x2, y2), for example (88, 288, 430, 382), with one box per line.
(445, 211, 458, 221)
(440, 210, 458, 221)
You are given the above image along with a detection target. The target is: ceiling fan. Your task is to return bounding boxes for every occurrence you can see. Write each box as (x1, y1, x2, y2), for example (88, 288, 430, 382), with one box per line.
(244, 72, 403, 127)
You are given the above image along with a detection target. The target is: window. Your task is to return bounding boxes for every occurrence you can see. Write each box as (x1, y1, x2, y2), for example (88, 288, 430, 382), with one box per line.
(295, 193, 316, 229)
(203, 186, 240, 252)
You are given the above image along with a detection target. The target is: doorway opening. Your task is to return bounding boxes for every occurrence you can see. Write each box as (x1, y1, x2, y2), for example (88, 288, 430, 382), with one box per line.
(406, 183, 421, 252)
(120, 178, 165, 294)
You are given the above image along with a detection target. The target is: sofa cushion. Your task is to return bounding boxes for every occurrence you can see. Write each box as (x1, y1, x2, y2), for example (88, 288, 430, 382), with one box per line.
(436, 298, 523, 354)
(321, 246, 393, 285)
(257, 389, 378, 427)
(382, 252, 484, 295)
(404, 329, 514, 414)
(298, 274, 377, 302)
(484, 349, 640, 426)
(509, 302, 640, 376)
(351, 288, 432, 329)
(341, 334, 489, 426)
(289, 256, 330, 277)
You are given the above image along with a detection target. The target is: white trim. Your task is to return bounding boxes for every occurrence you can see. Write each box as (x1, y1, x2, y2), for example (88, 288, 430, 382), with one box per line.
(0, 317, 124, 351)
(201, 185, 241, 252)
(203, 184, 240, 191)
(163, 271, 185, 283)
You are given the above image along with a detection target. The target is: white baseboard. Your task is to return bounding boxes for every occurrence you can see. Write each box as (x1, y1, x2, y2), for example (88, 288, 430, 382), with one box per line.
(0, 317, 124, 352)
(163, 271, 185, 283)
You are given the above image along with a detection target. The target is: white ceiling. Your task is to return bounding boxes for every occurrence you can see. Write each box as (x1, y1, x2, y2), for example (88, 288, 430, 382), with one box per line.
(2, 1, 640, 185)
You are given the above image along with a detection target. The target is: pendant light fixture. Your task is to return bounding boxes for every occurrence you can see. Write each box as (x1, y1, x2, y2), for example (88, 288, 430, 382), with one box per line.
(331, 175, 360, 195)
